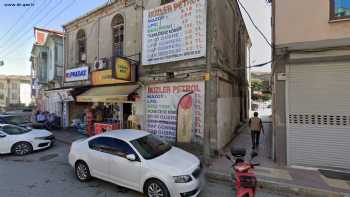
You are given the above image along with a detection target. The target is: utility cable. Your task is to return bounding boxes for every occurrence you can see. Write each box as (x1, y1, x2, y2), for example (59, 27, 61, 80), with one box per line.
(0, 0, 35, 43)
(0, 0, 50, 54)
(0, 0, 60, 56)
(3, 0, 77, 58)
(237, 0, 272, 48)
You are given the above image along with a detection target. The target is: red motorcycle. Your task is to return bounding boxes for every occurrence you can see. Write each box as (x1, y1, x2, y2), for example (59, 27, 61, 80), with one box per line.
(225, 147, 259, 197)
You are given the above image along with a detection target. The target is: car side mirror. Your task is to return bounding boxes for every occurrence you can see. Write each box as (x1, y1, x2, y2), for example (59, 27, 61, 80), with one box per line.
(0, 133, 6, 138)
(126, 154, 136, 161)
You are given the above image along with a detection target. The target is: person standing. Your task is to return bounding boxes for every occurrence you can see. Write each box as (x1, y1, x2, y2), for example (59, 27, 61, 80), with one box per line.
(86, 107, 94, 136)
(249, 112, 264, 149)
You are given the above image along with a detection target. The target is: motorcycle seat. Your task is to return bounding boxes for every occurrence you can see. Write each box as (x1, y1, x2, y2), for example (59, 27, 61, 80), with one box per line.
(231, 147, 246, 157)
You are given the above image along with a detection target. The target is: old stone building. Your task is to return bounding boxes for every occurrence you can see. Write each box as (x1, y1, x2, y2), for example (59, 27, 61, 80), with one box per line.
(0, 75, 31, 110)
(62, 0, 250, 157)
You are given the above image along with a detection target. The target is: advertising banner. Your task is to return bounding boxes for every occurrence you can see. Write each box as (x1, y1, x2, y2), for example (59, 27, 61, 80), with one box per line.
(146, 81, 205, 142)
(142, 0, 207, 65)
(65, 66, 89, 82)
(115, 58, 132, 80)
(92, 69, 129, 85)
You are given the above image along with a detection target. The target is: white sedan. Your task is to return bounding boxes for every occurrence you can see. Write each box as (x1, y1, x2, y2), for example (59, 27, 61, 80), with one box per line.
(69, 130, 203, 197)
(0, 124, 55, 155)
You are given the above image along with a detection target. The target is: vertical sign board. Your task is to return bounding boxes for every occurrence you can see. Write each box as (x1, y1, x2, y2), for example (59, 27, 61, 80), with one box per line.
(146, 81, 205, 142)
(142, 0, 207, 65)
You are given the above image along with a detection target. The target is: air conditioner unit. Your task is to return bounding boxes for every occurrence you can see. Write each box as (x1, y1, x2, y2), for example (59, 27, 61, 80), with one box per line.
(80, 53, 86, 61)
(93, 58, 108, 71)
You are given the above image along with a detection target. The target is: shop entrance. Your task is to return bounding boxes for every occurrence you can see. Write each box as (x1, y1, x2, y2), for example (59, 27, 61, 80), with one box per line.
(123, 103, 132, 129)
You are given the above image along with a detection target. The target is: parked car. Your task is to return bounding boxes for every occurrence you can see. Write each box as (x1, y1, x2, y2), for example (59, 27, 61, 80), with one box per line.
(0, 114, 32, 129)
(69, 130, 202, 197)
(0, 124, 55, 155)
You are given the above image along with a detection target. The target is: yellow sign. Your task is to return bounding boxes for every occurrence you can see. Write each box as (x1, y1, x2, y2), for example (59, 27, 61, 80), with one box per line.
(115, 58, 131, 81)
(92, 69, 129, 85)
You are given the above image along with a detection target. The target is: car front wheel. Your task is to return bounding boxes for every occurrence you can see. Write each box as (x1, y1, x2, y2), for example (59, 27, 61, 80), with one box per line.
(75, 161, 91, 182)
(12, 142, 33, 156)
(144, 179, 170, 197)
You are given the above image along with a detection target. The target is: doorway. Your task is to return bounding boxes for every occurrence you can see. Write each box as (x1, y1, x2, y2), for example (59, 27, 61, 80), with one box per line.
(123, 103, 132, 129)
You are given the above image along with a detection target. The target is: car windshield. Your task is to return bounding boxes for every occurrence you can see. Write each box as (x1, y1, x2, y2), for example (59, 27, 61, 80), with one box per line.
(131, 134, 172, 160)
(3, 116, 29, 125)
(1, 125, 31, 135)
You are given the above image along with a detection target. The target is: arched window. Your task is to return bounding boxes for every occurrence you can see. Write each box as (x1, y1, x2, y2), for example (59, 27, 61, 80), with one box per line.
(111, 14, 124, 56)
(77, 29, 86, 64)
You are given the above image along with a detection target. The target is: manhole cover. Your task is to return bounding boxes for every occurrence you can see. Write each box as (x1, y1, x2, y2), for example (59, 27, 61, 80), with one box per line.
(39, 153, 59, 161)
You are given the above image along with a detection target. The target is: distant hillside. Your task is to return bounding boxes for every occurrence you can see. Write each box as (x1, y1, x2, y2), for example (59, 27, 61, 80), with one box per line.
(251, 72, 271, 81)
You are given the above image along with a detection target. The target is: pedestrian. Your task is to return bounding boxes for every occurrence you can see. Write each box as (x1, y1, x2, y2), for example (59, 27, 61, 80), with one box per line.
(249, 112, 264, 149)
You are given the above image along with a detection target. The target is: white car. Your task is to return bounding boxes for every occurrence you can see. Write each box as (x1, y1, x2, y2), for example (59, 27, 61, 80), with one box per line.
(0, 124, 55, 155)
(69, 130, 203, 197)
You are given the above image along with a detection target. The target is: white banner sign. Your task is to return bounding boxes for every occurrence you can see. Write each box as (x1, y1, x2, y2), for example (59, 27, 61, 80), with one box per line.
(142, 0, 207, 65)
(65, 66, 89, 82)
(146, 81, 205, 142)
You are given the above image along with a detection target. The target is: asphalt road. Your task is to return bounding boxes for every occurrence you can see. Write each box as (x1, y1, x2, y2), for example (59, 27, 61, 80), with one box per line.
(0, 142, 291, 197)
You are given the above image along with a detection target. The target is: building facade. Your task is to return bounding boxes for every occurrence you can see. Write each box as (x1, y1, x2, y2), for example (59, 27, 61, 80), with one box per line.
(0, 75, 31, 110)
(63, 0, 250, 157)
(30, 27, 65, 119)
(272, 0, 350, 169)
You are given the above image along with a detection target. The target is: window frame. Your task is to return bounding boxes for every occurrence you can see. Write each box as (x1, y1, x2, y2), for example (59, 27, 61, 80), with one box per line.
(330, 0, 350, 21)
(88, 137, 140, 161)
(1, 125, 30, 135)
(111, 14, 124, 57)
(77, 29, 87, 64)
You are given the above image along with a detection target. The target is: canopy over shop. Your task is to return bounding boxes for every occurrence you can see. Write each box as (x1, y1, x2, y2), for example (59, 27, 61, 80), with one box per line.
(75, 84, 140, 135)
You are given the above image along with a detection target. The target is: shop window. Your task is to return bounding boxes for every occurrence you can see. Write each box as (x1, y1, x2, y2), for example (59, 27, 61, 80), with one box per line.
(330, 0, 350, 20)
(161, 0, 174, 5)
(77, 29, 87, 64)
(111, 14, 124, 56)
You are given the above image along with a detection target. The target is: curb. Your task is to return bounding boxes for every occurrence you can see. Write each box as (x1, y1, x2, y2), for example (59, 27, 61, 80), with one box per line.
(206, 170, 350, 197)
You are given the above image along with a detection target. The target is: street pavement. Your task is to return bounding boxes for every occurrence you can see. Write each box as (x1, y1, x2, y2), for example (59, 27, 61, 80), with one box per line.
(0, 141, 288, 197)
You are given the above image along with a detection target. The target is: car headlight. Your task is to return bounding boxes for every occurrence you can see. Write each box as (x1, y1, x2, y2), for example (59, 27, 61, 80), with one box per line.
(173, 175, 192, 183)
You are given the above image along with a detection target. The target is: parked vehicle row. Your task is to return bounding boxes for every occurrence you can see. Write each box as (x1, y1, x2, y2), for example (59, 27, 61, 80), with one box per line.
(0, 118, 203, 197)
(0, 124, 54, 155)
(69, 130, 203, 197)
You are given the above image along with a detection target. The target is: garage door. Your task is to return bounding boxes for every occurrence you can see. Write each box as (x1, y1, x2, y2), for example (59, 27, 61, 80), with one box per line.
(286, 62, 350, 170)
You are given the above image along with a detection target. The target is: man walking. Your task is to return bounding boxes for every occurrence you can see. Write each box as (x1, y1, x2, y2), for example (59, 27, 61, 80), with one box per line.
(249, 112, 264, 149)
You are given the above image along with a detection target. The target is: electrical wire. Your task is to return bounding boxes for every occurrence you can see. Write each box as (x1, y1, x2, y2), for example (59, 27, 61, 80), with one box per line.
(0, 0, 62, 56)
(0, 0, 51, 55)
(0, 0, 34, 43)
(2, 0, 76, 58)
(237, 0, 272, 48)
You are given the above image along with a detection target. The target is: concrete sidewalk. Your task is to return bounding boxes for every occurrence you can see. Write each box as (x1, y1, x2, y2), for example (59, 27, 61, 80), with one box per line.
(206, 117, 350, 197)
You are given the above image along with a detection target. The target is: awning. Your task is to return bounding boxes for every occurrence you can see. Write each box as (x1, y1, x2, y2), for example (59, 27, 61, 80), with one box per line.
(76, 85, 139, 103)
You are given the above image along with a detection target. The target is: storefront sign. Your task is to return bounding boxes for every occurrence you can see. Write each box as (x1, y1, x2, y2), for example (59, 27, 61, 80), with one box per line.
(146, 81, 205, 142)
(113, 57, 132, 81)
(92, 69, 129, 85)
(65, 66, 89, 82)
(142, 0, 207, 65)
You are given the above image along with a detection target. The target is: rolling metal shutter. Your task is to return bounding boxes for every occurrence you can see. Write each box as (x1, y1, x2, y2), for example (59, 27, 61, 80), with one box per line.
(286, 62, 350, 170)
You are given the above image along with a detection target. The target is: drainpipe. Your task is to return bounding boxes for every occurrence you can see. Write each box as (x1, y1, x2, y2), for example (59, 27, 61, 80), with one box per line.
(203, 0, 211, 165)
